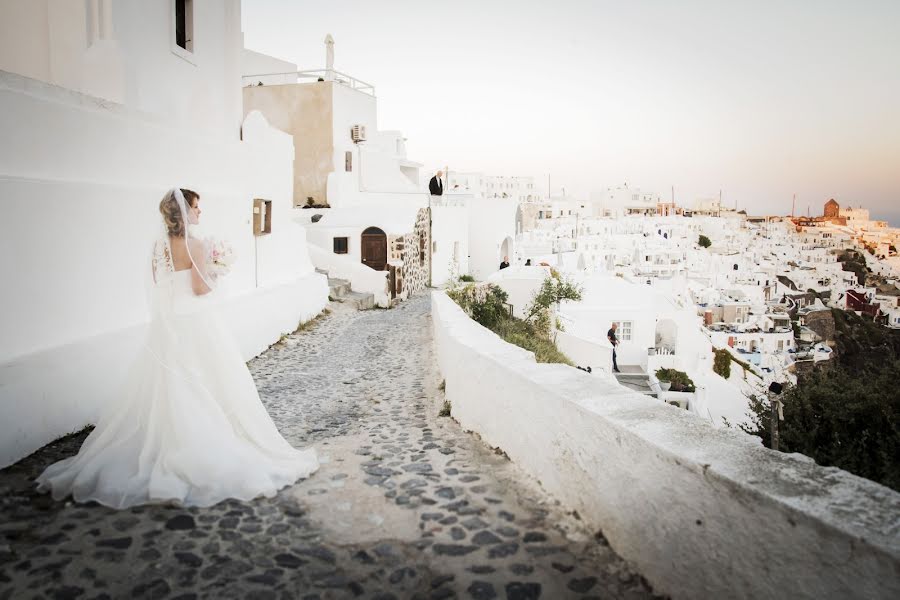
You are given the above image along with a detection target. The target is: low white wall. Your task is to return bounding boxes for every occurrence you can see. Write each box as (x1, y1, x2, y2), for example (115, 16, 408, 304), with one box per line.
(307, 243, 390, 307)
(555, 330, 615, 376)
(487, 266, 550, 318)
(432, 291, 900, 600)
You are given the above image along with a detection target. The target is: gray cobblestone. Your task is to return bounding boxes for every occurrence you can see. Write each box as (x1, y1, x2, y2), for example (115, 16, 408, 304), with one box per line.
(0, 295, 657, 599)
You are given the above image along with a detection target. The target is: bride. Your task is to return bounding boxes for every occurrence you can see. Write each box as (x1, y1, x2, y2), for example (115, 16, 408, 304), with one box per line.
(37, 188, 318, 508)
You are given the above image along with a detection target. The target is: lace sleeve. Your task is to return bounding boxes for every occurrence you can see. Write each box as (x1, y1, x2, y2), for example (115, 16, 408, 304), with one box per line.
(151, 238, 173, 284)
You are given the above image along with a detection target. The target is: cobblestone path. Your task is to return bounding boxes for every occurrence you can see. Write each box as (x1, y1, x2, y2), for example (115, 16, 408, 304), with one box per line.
(0, 294, 657, 599)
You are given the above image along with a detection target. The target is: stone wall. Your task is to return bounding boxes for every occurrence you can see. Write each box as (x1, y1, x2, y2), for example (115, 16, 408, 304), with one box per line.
(388, 208, 431, 302)
(431, 291, 900, 600)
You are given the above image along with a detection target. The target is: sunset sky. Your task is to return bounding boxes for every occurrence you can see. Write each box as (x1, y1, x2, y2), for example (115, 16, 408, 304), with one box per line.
(242, 0, 900, 224)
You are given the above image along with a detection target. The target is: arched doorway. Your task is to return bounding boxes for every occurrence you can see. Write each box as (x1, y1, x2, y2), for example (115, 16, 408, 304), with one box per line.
(361, 227, 387, 271)
(500, 236, 512, 263)
(655, 319, 678, 355)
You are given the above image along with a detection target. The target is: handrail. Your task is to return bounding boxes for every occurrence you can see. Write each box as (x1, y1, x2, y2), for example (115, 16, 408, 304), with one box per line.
(242, 69, 376, 96)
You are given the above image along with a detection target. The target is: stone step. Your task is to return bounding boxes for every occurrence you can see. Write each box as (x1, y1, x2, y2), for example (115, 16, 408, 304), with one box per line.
(614, 372, 657, 397)
(328, 278, 351, 299)
(345, 291, 375, 311)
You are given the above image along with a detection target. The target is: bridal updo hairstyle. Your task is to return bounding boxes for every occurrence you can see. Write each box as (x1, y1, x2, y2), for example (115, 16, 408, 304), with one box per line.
(160, 188, 200, 237)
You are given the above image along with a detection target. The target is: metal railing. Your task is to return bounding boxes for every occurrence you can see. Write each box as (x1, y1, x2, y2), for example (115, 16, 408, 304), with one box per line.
(242, 69, 375, 96)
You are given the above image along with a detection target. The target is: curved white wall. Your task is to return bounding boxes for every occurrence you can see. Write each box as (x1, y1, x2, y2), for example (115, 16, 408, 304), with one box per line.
(0, 72, 328, 467)
(432, 291, 900, 600)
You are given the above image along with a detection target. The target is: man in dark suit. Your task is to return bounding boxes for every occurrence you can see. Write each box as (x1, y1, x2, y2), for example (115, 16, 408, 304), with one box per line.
(429, 170, 444, 196)
(607, 323, 620, 373)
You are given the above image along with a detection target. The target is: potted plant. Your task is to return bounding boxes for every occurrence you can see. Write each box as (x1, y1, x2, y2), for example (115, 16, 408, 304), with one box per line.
(655, 368, 672, 391)
(656, 368, 695, 392)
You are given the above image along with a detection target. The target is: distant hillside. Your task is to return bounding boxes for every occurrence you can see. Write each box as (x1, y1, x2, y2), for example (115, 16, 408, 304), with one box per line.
(742, 308, 900, 491)
(831, 308, 900, 368)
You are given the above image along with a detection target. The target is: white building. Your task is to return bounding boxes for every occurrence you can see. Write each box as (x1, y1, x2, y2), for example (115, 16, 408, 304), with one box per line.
(446, 171, 538, 202)
(0, 1, 328, 467)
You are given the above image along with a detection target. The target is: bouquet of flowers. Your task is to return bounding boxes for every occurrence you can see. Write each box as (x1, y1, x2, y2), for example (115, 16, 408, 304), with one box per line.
(205, 237, 236, 280)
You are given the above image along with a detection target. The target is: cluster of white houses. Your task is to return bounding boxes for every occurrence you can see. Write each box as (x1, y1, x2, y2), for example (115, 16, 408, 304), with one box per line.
(497, 193, 899, 427)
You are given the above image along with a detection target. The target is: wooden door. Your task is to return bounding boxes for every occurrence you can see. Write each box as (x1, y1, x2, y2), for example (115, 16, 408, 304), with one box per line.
(361, 227, 387, 271)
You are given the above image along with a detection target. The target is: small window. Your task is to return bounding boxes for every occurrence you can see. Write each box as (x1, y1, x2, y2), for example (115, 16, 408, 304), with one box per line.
(253, 199, 272, 236)
(175, 0, 194, 52)
(333, 237, 348, 254)
(612, 321, 633, 342)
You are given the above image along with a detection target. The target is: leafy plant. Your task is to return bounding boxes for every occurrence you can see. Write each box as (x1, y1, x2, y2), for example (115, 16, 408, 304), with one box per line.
(524, 275, 582, 338)
(445, 285, 574, 366)
(654, 368, 695, 392)
(494, 318, 574, 365)
(439, 400, 452, 417)
(458, 274, 475, 283)
(698, 235, 712, 248)
(446, 283, 509, 330)
(713, 348, 732, 379)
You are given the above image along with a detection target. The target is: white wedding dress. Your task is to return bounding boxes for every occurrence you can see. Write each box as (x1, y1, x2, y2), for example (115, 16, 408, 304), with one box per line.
(37, 255, 318, 508)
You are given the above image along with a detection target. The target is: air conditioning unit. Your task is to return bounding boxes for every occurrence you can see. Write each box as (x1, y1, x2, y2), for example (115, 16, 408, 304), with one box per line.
(351, 124, 367, 143)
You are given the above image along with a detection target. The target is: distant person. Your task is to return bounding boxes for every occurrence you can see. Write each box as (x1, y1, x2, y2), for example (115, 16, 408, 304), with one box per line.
(499, 256, 510, 270)
(608, 322, 621, 373)
(429, 170, 444, 196)
(524, 259, 532, 266)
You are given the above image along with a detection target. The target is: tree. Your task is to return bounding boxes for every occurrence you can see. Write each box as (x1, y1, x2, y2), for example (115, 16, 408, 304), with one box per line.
(740, 364, 900, 492)
(698, 235, 712, 248)
(525, 275, 582, 337)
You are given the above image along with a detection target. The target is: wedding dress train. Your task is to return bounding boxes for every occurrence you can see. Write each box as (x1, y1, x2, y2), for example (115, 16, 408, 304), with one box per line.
(37, 271, 318, 508)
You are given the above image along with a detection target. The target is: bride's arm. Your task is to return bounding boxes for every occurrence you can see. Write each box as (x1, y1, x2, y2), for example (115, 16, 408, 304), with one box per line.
(189, 238, 212, 296)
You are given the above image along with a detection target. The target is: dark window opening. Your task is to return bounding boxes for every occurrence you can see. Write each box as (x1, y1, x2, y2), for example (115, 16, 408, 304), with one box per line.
(333, 237, 348, 254)
(175, 0, 193, 52)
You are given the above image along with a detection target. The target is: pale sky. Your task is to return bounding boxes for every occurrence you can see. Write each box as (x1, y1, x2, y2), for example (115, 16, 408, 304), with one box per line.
(242, 0, 900, 224)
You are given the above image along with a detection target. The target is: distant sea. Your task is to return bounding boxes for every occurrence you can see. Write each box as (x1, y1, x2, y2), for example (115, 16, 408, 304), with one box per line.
(871, 210, 900, 228)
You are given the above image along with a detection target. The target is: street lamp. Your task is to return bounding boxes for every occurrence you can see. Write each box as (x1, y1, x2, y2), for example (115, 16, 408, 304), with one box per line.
(767, 381, 784, 451)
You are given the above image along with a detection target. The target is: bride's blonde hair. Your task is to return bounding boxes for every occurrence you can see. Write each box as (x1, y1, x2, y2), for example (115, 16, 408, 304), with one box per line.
(159, 188, 200, 237)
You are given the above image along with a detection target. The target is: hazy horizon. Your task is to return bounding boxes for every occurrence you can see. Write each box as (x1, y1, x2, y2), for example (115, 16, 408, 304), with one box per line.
(242, 0, 900, 225)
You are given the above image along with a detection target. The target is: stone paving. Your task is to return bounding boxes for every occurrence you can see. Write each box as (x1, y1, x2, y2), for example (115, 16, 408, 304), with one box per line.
(0, 294, 659, 599)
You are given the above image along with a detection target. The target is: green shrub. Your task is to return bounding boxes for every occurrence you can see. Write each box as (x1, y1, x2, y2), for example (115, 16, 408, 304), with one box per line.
(458, 274, 475, 282)
(713, 348, 732, 379)
(446, 284, 574, 366)
(698, 235, 712, 248)
(495, 319, 574, 365)
(655, 368, 696, 392)
(446, 283, 509, 330)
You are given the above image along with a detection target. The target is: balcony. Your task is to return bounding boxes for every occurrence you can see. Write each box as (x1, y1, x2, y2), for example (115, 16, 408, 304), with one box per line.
(242, 69, 376, 96)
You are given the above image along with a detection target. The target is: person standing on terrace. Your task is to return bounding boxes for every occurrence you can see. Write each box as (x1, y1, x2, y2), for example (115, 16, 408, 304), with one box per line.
(608, 322, 621, 373)
(429, 170, 444, 196)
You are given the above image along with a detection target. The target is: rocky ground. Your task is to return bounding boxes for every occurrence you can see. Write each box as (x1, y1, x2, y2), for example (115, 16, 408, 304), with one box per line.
(0, 294, 658, 599)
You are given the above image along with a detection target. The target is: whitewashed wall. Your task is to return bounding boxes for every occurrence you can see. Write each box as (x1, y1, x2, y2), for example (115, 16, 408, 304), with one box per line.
(432, 291, 900, 600)
(431, 204, 470, 286)
(467, 197, 518, 280)
(0, 0, 244, 138)
(0, 72, 327, 467)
